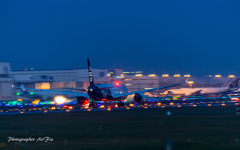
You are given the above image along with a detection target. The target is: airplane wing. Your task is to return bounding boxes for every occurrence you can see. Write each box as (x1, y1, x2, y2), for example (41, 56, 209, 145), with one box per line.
(112, 81, 187, 98)
(15, 87, 90, 98)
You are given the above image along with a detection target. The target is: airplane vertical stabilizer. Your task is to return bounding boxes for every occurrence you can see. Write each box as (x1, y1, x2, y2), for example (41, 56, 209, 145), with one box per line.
(87, 58, 94, 86)
(221, 78, 239, 89)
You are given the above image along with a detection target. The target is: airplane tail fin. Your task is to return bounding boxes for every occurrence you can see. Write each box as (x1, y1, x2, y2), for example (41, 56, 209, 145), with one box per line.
(87, 58, 94, 86)
(221, 78, 239, 89)
(18, 82, 30, 94)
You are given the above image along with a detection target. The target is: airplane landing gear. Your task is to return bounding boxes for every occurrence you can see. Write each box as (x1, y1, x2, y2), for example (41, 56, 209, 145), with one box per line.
(117, 100, 124, 107)
(89, 100, 97, 108)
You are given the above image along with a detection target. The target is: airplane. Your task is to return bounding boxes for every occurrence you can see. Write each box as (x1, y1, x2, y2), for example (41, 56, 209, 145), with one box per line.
(16, 82, 72, 103)
(16, 58, 187, 107)
(162, 77, 240, 96)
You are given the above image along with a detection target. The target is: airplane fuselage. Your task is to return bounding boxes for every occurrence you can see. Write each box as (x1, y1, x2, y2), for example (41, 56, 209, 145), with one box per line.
(163, 87, 230, 96)
(87, 84, 128, 101)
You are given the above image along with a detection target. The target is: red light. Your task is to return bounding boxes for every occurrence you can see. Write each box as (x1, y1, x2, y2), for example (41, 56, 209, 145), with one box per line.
(24, 69, 28, 71)
(114, 69, 117, 70)
(73, 69, 76, 70)
(115, 82, 120, 86)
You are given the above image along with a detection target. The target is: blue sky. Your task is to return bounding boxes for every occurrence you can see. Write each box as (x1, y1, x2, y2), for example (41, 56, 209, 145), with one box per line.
(0, 0, 239, 77)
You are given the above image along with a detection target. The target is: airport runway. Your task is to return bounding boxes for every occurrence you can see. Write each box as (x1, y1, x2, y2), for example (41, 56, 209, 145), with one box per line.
(0, 100, 238, 116)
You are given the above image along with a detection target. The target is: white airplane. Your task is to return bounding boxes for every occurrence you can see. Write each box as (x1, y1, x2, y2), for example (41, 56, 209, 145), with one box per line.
(162, 78, 239, 96)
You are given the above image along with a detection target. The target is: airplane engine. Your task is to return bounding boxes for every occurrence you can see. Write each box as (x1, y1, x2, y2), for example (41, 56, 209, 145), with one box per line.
(134, 93, 145, 103)
(77, 96, 89, 105)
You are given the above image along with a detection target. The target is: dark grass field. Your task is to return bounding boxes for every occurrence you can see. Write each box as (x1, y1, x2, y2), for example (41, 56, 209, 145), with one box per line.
(1, 106, 240, 150)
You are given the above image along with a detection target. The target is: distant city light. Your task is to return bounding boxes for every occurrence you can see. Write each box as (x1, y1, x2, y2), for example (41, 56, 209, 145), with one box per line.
(174, 74, 180, 77)
(135, 74, 142, 77)
(107, 74, 111, 77)
(184, 74, 191, 77)
(124, 79, 132, 81)
(149, 74, 155, 77)
(187, 81, 194, 84)
(125, 84, 132, 86)
(206, 75, 212, 77)
(229, 75, 235, 78)
(162, 74, 169, 77)
(215, 75, 221, 78)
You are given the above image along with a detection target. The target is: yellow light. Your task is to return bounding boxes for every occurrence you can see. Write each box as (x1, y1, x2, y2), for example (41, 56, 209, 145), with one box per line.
(51, 107, 56, 110)
(149, 74, 155, 77)
(161, 106, 165, 108)
(193, 104, 197, 107)
(44, 110, 47, 113)
(66, 109, 70, 112)
(187, 81, 194, 84)
(20, 111, 24, 114)
(17, 99, 22, 102)
(174, 74, 180, 77)
(107, 108, 111, 111)
(162, 74, 169, 77)
(126, 107, 130, 110)
(69, 106, 73, 109)
(170, 102, 174, 105)
(32, 100, 40, 105)
(177, 105, 181, 107)
(144, 107, 148, 109)
(87, 109, 91, 111)
(135, 74, 142, 77)
(54, 96, 67, 104)
(125, 84, 132, 86)
(99, 105, 105, 108)
(222, 103, 225, 106)
(208, 104, 211, 106)
(85, 106, 89, 109)
(115, 104, 118, 108)
(235, 103, 239, 105)
(229, 75, 235, 78)
(184, 74, 191, 77)
(35, 82, 50, 89)
(129, 104, 134, 107)
(107, 74, 111, 77)
(157, 103, 161, 106)
(120, 74, 124, 77)
(215, 75, 221, 78)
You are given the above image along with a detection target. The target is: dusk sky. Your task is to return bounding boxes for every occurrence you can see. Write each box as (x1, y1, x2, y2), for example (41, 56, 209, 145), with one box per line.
(0, 0, 240, 77)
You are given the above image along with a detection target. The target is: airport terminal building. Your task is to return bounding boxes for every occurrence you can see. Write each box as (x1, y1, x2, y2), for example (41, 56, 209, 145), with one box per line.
(0, 62, 234, 100)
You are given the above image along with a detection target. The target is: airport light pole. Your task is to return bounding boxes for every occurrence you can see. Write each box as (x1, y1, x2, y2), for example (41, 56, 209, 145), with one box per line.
(149, 74, 155, 88)
(184, 74, 191, 81)
(206, 75, 212, 85)
(135, 74, 142, 91)
(187, 81, 194, 88)
(162, 74, 169, 85)
(107, 73, 112, 84)
(215, 75, 221, 85)
(174, 74, 180, 83)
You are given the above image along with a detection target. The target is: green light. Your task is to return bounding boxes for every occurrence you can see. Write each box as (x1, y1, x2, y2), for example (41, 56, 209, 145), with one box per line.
(115, 76, 119, 78)
(16, 92, 20, 96)
(30, 92, 34, 95)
